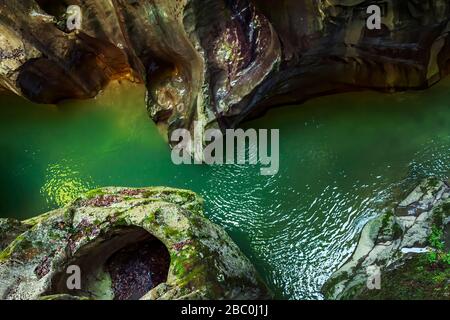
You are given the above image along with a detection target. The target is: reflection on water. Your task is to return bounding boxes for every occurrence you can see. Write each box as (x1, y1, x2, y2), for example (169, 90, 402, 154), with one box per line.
(0, 80, 449, 299)
(40, 160, 94, 207)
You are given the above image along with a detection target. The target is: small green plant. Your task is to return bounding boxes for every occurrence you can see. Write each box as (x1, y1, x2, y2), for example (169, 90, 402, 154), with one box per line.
(427, 251, 438, 264)
(427, 226, 450, 266)
(428, 227, 444, 250)
(442, 252, 450, 265)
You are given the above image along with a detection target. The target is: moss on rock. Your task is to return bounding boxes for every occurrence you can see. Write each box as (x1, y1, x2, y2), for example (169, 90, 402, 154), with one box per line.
(0, 218, 29, 251)
(322, 178, 450, 300)
(355, 255, 449, 300)
(0, 186, 271, 300)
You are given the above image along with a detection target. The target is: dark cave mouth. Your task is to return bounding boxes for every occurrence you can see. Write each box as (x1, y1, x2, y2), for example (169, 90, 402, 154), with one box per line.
(106, 236, 170, 300)
(48, 227, 170, 300)
(35, 0, 69, 18)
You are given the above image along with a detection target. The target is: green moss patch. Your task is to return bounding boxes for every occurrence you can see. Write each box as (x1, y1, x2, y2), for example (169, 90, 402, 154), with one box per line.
(355, 255, 449, 300)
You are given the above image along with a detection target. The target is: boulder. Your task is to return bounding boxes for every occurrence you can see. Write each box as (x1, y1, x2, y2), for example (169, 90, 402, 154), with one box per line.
(0, 186, 270, 300)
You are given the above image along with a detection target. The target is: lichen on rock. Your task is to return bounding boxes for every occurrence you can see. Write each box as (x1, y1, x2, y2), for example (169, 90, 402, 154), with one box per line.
(0, 186, 270, 300)
(322, 178, 450, 300)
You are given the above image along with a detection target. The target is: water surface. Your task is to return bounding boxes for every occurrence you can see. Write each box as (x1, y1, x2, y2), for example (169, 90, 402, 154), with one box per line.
(1, 80, 449, 299)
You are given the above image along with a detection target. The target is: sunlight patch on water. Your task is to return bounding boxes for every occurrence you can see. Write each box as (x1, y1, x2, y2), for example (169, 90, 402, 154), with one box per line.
(40, 160, 94, 207)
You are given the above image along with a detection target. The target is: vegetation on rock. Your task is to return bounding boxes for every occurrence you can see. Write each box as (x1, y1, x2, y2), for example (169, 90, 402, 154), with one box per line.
(0, 186, 270, 300)
(322, 178, 450, 300)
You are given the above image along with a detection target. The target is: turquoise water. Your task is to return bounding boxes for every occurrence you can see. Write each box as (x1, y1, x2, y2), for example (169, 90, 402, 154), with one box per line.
(0, 80, 449, 299)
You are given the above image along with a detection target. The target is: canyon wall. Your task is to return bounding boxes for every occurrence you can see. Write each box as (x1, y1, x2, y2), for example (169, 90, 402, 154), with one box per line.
(0, 1, 449, 151)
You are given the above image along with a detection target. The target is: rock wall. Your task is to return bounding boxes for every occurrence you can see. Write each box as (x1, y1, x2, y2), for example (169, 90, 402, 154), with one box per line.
(0, 1, 449, 152)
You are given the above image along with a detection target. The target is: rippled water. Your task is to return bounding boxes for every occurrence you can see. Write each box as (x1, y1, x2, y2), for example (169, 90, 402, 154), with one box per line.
(0, 79, 449, 299)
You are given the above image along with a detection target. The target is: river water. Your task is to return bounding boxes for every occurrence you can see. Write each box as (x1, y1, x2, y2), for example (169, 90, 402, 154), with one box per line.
(1, 79, 449, 299)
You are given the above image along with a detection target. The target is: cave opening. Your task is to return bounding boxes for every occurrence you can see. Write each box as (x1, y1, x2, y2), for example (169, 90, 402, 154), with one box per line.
(35, 0, 69, 18)
(48, 226, 170, 300)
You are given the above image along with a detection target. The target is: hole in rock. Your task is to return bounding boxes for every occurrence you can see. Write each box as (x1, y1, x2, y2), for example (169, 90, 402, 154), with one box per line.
(48, 226, 170, 300)
(35, 0, 69, 17)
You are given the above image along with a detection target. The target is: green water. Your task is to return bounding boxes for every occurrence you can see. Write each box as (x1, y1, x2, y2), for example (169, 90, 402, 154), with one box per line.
(1, 80, 449, 299)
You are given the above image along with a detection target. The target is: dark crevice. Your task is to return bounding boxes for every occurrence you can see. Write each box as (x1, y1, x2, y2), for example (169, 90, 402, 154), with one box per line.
(47, 226, 170, 300)
(35, 0, 68, 18)
(107, 237, 170, 300)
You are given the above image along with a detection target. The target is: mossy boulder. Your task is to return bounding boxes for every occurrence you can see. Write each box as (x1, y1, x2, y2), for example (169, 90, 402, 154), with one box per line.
(0, 187, 270, 300)
(322, 178, 450, 300)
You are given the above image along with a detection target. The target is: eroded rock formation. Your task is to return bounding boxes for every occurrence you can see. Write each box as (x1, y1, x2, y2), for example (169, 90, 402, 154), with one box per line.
(0, 187, 270, 300)
(1, 1, 449, 153)
(322, 178, 450, 300)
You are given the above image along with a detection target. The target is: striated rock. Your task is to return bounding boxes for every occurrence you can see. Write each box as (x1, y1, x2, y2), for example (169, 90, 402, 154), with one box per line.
(322, 178, 450, 300)
(0, 1, 450, 154)
(0, 187, 270, 300)
(0, 0, 134, 103)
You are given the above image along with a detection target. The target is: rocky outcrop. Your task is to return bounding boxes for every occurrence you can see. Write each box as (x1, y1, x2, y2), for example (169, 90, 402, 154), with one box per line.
(322, 178, 450, 300)
(1, 1, 450, 154)
(0, 187, 270, 300)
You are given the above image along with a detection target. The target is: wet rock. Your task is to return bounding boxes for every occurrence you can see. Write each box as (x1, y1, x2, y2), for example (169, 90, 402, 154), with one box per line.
(0, 187, 270, 300)
(0, 0, 134, 103)
(322, 178, 450, 300)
